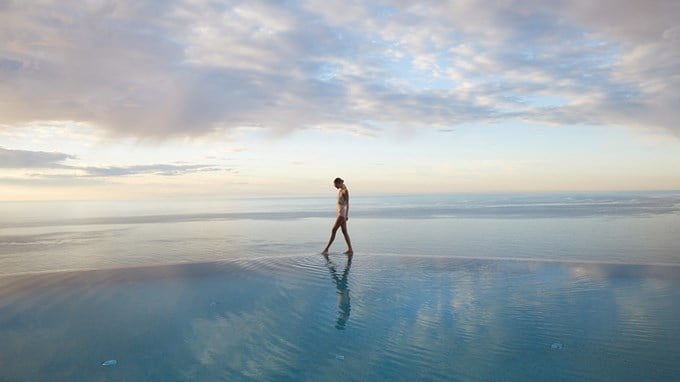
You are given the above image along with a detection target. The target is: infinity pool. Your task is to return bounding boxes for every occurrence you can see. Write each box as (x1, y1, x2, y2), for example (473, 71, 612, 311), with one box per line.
(1, 255, 678, 381)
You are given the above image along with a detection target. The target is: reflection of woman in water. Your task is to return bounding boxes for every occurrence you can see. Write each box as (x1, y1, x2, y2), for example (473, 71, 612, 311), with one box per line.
(324, 253, 352, 330)
(322, 177, 354, 255)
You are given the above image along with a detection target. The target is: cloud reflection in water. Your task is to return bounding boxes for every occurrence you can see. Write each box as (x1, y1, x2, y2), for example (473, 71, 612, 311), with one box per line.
(0, 255, 678, 381)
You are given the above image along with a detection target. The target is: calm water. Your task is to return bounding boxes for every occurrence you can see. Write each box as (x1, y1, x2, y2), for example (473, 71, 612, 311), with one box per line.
(1, 192, 679, 381)
(1, 192, 679, 274)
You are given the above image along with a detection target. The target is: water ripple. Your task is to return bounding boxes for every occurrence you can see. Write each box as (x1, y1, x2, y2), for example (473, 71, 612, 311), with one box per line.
(0, 255, 679, 381)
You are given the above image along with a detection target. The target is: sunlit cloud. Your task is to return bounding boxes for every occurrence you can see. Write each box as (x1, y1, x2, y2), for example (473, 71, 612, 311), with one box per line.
(78, 164, 225, 177)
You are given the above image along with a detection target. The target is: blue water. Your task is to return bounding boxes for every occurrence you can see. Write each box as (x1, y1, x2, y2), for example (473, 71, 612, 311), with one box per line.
(1, 192, 679, 380)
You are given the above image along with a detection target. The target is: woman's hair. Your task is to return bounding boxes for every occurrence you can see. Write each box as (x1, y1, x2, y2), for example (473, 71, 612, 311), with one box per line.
(334, 177, 344, 184)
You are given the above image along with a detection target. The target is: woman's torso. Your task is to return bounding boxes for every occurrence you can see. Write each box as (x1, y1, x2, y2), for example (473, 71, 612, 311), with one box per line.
(337, 186, 347, 206)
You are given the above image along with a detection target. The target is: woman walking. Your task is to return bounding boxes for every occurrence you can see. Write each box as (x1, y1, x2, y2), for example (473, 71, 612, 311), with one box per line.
(322, 177, 354, 255)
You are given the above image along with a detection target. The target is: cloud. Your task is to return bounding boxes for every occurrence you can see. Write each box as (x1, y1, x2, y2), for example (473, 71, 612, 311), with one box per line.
(0, 147, 224, 177)
(0, 146, 75, 168)
(79, 164, 224, 177)
(0, 0, 677, 138)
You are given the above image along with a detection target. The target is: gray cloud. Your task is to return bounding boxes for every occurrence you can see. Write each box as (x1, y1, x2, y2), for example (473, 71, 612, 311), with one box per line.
(0, 147, 224, 177)
(0, 0, 677, 137)
(0, 146, 75, 168)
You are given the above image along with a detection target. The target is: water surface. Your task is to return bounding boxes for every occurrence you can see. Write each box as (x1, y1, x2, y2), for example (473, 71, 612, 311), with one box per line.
(1, 192, 679, 381)
(1, 255, 678, 381)
(1, 192, 679, 275)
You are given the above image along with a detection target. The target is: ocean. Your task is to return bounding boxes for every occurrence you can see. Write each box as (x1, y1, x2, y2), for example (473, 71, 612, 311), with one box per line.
(1, 191, 679, 381)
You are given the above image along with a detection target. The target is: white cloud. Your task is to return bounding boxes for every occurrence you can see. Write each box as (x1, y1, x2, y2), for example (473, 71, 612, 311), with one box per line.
(0, 0, 677, 139)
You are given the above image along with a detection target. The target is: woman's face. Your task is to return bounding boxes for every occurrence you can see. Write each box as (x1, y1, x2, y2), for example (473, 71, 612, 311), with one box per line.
(334, 181, 342, 189)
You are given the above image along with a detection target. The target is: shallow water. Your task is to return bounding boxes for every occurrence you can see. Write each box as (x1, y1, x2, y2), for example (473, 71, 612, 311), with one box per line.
(1, 192, 679, 275)
(1, 255, 678, 381)
(1, 192, 679, 380)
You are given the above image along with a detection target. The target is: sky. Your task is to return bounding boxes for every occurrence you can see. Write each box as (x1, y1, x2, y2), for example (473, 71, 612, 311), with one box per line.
(1, 0, 679, 200)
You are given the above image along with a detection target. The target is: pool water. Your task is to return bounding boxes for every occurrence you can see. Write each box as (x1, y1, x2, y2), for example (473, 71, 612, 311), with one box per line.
(1, 255, 678, 381)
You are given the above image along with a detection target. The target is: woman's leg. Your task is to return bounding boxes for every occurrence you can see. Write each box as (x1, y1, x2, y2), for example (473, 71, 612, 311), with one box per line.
(340, 219, 353, 254)
(322, 216, 344, 253)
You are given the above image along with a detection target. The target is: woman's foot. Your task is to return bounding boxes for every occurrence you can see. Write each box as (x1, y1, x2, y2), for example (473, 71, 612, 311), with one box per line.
(344, 249, 353, 255)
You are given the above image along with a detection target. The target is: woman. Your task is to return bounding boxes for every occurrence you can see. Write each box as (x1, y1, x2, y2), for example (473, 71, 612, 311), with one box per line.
(322, 177, 354, 255)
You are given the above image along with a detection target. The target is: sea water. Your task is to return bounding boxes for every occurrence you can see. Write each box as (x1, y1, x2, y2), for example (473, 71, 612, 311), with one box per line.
(0, 192, 679, 381)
